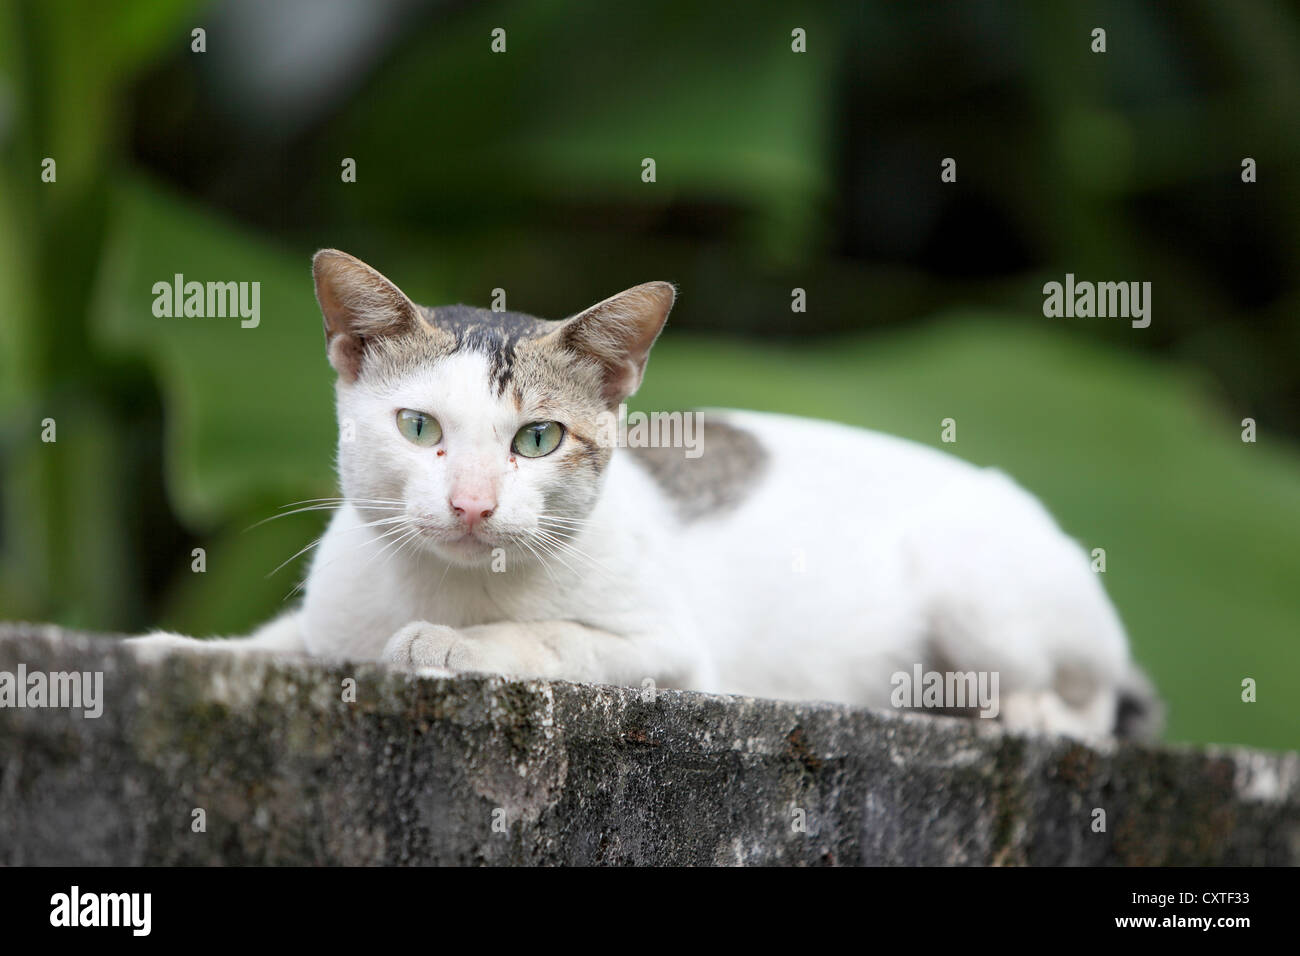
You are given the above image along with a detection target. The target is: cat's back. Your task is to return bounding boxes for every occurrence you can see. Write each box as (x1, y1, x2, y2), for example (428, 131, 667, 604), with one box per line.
(622, 407, 989, 528)
(614, 409, 1013, 700)
(615, 408, 1118, 707)
(617, 405, 1083, 615)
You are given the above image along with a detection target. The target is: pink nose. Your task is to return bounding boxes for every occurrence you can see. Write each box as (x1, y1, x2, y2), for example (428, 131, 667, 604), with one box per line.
(450, 495, 496, 530)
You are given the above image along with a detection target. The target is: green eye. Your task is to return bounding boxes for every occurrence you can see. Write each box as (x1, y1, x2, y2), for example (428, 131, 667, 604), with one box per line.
(512, 421, 564, 458)
(396, 409, 442, 446)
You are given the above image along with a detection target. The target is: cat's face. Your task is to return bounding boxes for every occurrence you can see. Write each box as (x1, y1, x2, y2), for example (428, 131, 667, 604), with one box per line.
(313, 250, 673, 568)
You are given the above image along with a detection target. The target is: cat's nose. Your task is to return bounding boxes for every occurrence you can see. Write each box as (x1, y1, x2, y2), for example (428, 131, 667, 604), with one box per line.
(449, 494, 496, 530)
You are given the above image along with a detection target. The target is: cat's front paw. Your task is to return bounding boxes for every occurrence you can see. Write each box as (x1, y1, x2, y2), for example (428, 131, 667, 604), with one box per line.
(124, 632, 219, 656)
(383, 621, 474, 675)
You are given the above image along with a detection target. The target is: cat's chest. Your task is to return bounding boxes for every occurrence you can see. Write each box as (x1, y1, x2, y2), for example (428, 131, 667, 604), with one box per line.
(302, 528, 578, 654)
(401, 564, 556, 627)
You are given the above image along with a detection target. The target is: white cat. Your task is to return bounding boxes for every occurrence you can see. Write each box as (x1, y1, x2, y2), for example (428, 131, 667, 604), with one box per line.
(132, 249, 1160, 740)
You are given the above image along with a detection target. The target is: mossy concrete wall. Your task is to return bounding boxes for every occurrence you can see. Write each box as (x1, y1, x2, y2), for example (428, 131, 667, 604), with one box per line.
(0, 623, 1296, 865)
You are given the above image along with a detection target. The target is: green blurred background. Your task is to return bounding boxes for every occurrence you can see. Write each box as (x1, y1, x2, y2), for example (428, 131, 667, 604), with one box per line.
(1, 0, 1297, 749)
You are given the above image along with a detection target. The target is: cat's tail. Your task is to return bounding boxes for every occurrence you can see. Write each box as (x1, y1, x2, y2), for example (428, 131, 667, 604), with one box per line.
(1113, 661, 1164, 741)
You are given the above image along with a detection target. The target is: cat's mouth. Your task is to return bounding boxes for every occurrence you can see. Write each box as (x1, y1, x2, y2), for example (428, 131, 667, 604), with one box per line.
(410, 521, 497, 562)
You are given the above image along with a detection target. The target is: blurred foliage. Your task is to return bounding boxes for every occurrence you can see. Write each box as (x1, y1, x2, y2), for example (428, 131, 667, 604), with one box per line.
(1, 0, 1297, 748)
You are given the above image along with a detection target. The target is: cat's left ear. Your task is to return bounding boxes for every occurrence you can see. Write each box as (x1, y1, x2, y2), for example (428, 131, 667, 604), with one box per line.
(550, 281, 676, 405)
(312, 249, 427, 382)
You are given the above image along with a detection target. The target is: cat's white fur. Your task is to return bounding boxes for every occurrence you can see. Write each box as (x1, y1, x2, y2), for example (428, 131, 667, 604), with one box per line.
(131, 252, 1157, 741)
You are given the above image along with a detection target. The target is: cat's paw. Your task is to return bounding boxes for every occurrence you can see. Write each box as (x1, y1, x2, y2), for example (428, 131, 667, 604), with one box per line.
(383, 621, 474, 675)
(124, 632, 219, 656)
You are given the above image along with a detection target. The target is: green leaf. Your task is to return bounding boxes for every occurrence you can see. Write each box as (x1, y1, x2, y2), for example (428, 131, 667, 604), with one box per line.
(91, 178, 337, 527)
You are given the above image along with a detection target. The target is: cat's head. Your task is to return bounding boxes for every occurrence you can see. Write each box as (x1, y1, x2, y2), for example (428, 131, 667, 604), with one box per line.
(312, 249, 674, 568)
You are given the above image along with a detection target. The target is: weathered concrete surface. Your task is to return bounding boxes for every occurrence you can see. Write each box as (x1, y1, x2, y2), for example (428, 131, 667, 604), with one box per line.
(0, 622, 1296, 865)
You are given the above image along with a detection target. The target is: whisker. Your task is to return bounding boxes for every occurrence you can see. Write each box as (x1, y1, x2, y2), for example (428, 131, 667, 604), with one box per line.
(378, 527, 424, 573)
(265, 515, 410, 578)
(248, 498, 406, 531)
(536, 514, 594, 528)
(532, 527, 615, 579)
(526, 530, 589, 579)
(363, 522, 423, 574)
(394, 527, 429, 569)
(516, 535, 561, 587)
(287, 521, 412, 600)
(272, 496, 406, 512)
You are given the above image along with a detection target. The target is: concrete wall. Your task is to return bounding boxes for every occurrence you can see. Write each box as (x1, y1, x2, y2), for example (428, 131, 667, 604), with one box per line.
(0, 623, 1295, 865)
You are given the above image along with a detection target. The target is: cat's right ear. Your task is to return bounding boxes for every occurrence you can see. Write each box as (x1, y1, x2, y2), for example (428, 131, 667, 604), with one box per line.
(312, 249, 425, 382)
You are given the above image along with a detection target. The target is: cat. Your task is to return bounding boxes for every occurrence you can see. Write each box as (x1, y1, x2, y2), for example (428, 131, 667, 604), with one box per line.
(130, 249, 1161, 740)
